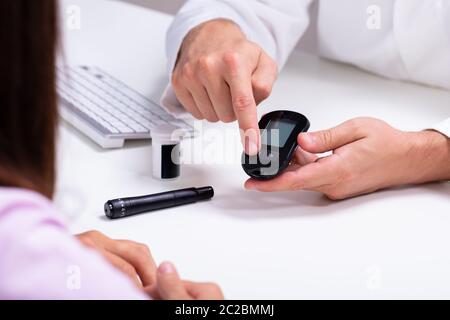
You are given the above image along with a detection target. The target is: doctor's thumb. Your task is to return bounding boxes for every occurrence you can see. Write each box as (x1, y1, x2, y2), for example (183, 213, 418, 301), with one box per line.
(298, 122, 359, 153)
(156, 261, 191, 300)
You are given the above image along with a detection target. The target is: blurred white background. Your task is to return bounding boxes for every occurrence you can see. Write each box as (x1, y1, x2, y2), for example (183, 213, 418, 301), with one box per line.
(119, 0, 184, 14)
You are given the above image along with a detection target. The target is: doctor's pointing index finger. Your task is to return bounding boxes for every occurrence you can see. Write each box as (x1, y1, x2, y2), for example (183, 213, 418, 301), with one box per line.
(170, 18, 277, 155)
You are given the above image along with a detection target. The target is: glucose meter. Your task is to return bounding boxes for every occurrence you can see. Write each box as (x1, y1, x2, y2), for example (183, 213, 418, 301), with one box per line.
(242, 110, 310, 180)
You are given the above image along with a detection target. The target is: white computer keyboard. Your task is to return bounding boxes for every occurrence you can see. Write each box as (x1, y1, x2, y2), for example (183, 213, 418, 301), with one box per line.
(57, 65, 194, 148)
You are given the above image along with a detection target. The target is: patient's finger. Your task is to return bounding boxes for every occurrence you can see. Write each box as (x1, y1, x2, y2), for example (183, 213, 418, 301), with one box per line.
(101, 250, 142, 288)
(157, 262, 192, 300)
(184, 281, 224, 300)
(106, 240, 157, 288)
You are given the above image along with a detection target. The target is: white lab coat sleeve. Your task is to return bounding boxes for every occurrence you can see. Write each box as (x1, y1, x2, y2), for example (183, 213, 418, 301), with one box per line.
(161, 0, 313, 118)
(394, 1, 450, 137)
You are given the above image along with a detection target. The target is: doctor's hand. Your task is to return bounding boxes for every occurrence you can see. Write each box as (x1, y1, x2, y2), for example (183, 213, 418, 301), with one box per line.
(172, 18, 278, 155)
(245, 118, 450, 200)
(146, 262, 224, 300)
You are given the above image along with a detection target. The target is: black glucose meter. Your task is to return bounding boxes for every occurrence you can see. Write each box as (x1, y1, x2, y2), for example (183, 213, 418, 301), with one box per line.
(242, 110, 310, 180)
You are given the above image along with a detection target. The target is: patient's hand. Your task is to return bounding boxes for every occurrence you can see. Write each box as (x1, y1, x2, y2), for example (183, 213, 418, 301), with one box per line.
(76, 231, 157, 288)
(245, 117, 450, 200)
(76, 231, 224, 300)
(146, 261, 224, 300)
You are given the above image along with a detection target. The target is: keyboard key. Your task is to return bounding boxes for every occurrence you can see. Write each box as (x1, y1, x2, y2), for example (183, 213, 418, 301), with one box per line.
(116, 126, 135, 134)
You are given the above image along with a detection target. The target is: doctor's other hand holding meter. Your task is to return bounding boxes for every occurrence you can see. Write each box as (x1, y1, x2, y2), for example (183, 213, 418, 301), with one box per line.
(245, 118, 450, 199)
(163, 0, 450, 200)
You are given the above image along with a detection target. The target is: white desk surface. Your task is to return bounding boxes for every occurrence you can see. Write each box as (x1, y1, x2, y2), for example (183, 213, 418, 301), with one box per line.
(57, 0, 450, 299)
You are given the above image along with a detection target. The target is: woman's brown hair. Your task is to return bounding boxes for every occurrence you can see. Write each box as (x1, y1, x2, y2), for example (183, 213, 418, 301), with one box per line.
(0, 0, 58, 198)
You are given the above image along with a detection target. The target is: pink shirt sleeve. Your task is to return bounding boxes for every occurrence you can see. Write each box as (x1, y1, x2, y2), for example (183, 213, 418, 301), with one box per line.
(0, 188, 148, 299)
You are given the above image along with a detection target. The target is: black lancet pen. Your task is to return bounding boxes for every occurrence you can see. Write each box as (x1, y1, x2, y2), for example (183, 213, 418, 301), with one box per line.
(104, 186, 214, 219)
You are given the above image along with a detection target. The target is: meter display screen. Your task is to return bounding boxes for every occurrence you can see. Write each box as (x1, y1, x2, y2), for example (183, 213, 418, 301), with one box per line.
(242, 110, 310, 180)
(261, 119, 296, 148)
